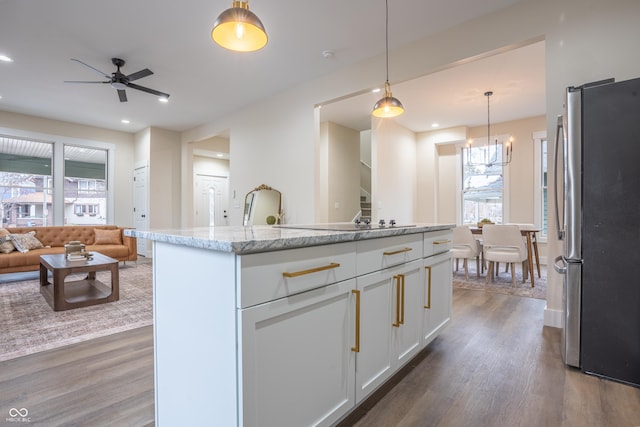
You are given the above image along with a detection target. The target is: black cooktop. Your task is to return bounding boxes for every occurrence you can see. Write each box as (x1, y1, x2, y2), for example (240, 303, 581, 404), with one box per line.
(273, 223, 416, 232)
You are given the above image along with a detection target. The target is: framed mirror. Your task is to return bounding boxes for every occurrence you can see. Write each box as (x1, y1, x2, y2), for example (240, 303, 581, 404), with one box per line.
(243, 184, 282, 226)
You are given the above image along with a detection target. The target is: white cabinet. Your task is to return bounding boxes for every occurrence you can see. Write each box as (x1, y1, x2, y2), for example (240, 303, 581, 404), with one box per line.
(150, 228, 452, 427)
(239, 242, 358, 426)
(422, 251, 453, 346)
(240, 279, 357, 427)
(355, 259, 423, 402)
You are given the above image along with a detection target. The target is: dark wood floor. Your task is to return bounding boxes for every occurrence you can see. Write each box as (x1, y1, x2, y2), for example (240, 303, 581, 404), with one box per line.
(0, 326, 155, 426)
(2, 288, 639, 426)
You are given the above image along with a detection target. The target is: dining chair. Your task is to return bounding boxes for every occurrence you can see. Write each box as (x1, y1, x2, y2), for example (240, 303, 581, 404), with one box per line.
(452, 225, 481, 280)
(482, 224, 529, 286)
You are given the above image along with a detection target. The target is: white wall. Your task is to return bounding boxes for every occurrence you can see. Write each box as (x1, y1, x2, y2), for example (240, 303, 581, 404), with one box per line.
(181, 136, 230, 228)
(372, 118, 417, 224)
(184, 93, 316, 225)
(182, 0, 640, 326)
(325, 122, 360, 222)
(193, 156, 229, 177)
(148, 128, 181, 229)
(416, 126, 467, 223)
(436, 143, 458, 223)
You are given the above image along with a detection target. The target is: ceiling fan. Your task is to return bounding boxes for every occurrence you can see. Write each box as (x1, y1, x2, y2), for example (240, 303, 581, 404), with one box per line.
(65, 57, 170, 102)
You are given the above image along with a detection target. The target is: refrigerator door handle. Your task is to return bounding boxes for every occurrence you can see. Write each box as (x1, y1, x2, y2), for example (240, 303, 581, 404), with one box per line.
(553, 115, 565, 240)
(553, 255, 567, 274)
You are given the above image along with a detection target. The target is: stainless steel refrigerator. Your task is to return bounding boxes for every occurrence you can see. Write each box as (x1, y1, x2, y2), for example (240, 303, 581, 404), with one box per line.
(554, 77, 640, 387)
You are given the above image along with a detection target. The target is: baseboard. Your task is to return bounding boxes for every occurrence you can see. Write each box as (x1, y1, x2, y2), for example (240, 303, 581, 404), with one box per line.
(544, 304, 562, 328)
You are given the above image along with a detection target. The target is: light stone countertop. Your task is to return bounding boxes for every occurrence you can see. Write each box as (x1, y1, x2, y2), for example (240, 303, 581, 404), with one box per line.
(124, 223, 454, 254)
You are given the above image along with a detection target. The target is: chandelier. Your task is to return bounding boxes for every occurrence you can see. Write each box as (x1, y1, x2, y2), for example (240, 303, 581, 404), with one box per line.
(466, 91, 513, 167)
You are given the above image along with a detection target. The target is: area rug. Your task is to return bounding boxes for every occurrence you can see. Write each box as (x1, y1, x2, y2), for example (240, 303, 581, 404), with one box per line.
(0, 262, 153, 362)
(452, 261, 546, 300)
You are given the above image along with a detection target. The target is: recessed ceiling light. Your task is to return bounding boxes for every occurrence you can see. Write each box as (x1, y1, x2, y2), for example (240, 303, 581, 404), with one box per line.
(121, 119, 130, 124)
(431, 123, 439, 128)
(159, 97, 169, 103)
(0, 55, 13, 62)
(372, 88, 381, 93)
(216, 153, 224, 157)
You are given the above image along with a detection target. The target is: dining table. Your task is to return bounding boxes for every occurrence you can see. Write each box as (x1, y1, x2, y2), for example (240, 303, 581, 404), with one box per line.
(469, 224, 542, 287)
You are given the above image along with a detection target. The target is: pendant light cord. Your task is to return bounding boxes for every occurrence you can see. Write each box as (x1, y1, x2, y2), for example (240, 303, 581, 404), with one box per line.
(487, 91, 491, 142)
(385, 0, 389, 83)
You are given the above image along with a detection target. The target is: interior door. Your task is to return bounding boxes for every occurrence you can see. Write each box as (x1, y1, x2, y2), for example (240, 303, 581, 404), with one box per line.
(194, 174, 229, 227)
(133, 164, 149, 257)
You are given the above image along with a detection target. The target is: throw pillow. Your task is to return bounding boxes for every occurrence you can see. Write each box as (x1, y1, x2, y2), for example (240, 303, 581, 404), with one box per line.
(9, 231, 45, 253)
(0, 229, 14, 253)
(94, 228, 122, 245)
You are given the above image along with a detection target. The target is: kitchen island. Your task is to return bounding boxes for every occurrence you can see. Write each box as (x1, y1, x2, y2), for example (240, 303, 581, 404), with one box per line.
(125, 223, 454, 426)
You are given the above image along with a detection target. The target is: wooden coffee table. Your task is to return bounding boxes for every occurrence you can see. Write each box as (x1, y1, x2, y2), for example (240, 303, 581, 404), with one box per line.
(39, 252, 119, 311)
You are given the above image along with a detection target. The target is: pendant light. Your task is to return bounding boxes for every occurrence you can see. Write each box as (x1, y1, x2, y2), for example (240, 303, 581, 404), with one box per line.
(466, 91, 513, 167)
(372, 0, 404, 118)
(212, 1, 268, 52)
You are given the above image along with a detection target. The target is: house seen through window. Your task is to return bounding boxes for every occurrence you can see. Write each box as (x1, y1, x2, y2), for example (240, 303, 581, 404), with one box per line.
(0, 136, 109, 226)
(0, 137, 53, 227)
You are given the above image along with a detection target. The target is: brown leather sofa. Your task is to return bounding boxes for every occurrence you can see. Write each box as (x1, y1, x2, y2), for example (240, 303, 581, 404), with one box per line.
(0, 225, 137, 274)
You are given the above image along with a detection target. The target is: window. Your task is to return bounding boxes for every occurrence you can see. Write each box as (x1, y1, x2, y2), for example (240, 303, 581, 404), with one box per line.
(461, 144, 504, 224)
(78, 179, 97, 192)
(535, 134, 548, 238)
(64, 145, 107, 225)
(74, 204, 99, 216)
(0, 134, 113, 226)
(0, 136, 53, 227)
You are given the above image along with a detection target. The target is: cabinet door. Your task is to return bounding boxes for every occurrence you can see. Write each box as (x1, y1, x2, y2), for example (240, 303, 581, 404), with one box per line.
(392, 259, 425, 367)
(422, 251, 453, 347)
(240, 279, 357, 427)
(355, 259, 424, 402)
(355, 269, 394, 402)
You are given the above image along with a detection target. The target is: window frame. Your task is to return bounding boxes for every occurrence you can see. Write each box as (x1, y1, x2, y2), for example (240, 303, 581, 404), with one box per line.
(533, 130, 548, 241)
(0, 127, 115, 226)
(457, 135, 511, 225)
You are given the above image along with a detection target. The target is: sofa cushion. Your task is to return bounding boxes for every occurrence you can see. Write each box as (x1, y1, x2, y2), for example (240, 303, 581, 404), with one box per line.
(94, 228, 122, 245)
(9, 231, 45, 253)
(86, 245, 130, 259)
(0, 230, 15, 254)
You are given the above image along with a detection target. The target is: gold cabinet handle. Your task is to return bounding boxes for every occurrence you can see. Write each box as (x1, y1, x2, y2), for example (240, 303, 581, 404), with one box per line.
(351, 290, 360, 352)
(433, 240, 451, 245)
(392, 274, 405, 327)
(383, 247, 413, 256)
(424, 266, 432, 309)
(400, 274, 405, 324)
(282, 262, 340, 278)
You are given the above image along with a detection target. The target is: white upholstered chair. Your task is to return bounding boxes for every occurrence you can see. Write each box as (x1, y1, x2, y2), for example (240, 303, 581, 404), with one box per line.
(482, 224, 529, 286)
(452, 226, 481, 280)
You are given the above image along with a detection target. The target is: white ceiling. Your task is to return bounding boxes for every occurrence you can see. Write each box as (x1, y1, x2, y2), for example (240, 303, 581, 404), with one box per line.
(0, 0, 542, 135)
(320, 41, 546, 132)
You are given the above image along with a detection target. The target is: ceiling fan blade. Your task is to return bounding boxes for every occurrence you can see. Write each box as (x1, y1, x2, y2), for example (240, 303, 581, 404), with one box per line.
(64, 80, 109, 84)
(117, 89, 127, 102)
(70, 58, 111, 79)
(126, 68, 153, 82)
(127, 83, 170, 99)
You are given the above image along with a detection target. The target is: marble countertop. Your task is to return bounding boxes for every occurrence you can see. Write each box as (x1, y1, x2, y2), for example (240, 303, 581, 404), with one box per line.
(124, 223, 454, 254)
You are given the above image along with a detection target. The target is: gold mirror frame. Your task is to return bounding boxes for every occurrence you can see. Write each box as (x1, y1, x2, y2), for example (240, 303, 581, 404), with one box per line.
(243, 184, 282, 225)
